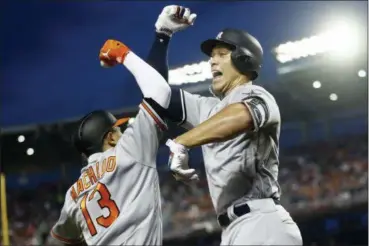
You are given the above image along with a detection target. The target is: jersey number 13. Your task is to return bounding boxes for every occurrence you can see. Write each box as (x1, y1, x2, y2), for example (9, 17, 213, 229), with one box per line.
(80, 182, 120, 236)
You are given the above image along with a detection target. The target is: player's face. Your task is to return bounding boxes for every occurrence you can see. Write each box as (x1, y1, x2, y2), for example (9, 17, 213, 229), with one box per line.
(210, 45, 243, 96)
(107, 127, 123, 147)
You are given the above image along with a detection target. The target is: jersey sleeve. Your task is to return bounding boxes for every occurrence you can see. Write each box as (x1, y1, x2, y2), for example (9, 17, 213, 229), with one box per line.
(166, 88, 217, 130)
(239, 86, 280, 132)
(116, 99, 167, 167)
(50, 191, 84, 245)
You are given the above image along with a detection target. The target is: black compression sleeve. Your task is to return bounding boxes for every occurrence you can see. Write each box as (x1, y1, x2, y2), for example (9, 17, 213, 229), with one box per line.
(146, 32, 171, 81)
(144, 32, 184, 123)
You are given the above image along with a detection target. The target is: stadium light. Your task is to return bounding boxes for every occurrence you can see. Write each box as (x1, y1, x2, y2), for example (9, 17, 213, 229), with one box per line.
(274, 21, 361, 63)
(26, 148, 34, 156)
(358, 70, 366, 78)
(169, 60, 212, 85)
(18, 135, 25, 143)
(329, 93, 338, 101)
(312, 81, 321, 89)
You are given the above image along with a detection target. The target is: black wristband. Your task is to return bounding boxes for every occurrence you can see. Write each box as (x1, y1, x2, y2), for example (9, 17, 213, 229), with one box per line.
(155, 31, 171, 44)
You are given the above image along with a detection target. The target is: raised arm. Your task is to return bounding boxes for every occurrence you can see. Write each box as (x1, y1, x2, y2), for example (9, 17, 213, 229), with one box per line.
(99, 6, 207, 127)
(145, 32, 171, 82)
(99, 40, 171, 109)
(145, 5, 196, 81)
(148, 6, 220, 130)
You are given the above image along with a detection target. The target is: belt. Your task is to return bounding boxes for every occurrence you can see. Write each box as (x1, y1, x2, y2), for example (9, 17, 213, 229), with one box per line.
(217, 199, 281, 228)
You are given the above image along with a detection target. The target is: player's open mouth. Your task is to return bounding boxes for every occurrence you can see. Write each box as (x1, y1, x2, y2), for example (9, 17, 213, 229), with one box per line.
(212, 71, 223, 80)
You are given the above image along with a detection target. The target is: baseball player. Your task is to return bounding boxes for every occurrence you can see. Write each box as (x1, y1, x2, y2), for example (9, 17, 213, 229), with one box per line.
(49, 35, 198, 244)
(164, 27, 304, 245)
(109, 6, 302, 245)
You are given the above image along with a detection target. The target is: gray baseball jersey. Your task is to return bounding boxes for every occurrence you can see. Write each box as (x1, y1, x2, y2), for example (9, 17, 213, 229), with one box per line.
(51, 100, 166, 245)
(179, 83, 281, 215)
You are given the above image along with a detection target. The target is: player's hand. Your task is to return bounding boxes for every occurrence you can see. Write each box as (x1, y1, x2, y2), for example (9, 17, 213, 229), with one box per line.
(166, 139, 199, 184)
(155, 5, 197, 37)
(99, 39, 131, 68)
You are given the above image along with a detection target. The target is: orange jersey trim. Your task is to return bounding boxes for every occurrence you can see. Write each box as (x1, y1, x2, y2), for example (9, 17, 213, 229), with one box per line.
(50, 229, 84, 245)
(141, 101, 167, 131)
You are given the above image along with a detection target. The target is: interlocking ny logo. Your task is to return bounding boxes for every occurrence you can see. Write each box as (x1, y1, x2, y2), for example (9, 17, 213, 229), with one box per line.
(216, 32, 223, 40)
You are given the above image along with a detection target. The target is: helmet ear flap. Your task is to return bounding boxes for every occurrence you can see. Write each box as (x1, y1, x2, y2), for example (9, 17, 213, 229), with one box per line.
(231, 47, 260, 80)
(231, 47, 253, 74)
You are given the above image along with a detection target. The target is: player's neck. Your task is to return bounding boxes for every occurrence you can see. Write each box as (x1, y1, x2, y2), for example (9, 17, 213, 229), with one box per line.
(224, 77, 251, 96)
(102, 144, 114, 152)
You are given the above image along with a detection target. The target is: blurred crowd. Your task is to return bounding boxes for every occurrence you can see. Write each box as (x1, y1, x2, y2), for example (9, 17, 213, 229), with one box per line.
(2, 134, 367, 246)
(160, 135, 368, 237)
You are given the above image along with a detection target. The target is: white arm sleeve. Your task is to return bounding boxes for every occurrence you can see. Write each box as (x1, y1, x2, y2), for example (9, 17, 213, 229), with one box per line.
(123, 52, 171, 108)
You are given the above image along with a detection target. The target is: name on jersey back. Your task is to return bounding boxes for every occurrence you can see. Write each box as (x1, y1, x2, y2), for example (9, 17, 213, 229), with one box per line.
(70, 156, 117, 201)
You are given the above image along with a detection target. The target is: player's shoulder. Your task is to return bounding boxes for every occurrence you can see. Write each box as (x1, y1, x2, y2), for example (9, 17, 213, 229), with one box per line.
(235, 83, 276, 102)
(182, 89, 219, 104)
(239, 83, 269, 95)
(204, 96, 220, 110)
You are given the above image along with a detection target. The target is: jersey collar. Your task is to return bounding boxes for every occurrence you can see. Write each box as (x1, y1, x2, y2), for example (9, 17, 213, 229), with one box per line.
(88, 153, 103, 163)
(80, 152, 103, 173)
(209, 81, 253, 100)
(208, 86, 224, 100)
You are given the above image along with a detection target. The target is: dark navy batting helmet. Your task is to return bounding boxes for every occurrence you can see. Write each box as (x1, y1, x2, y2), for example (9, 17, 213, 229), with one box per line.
(72, 110, 129, 156)
(201, 28, 263, 80)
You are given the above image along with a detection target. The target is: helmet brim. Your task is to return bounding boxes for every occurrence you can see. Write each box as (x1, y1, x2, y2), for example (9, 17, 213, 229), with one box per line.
(114, 117, 129, 127)
(200, 39, 236, 57)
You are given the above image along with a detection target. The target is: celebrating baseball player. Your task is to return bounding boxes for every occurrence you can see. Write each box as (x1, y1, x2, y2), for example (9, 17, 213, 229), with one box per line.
(163, 6, 303, 245)
(49, 32, 200, 244)
(102, 5, 303, 245)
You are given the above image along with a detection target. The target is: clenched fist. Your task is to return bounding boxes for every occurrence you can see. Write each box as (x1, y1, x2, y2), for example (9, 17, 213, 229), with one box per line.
(99, 39, 130, 68)
(155, 5, 197, 37)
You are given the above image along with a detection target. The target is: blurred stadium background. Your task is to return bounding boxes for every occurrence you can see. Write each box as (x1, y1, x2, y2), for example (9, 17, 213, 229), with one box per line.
(0, 1, 368, 246)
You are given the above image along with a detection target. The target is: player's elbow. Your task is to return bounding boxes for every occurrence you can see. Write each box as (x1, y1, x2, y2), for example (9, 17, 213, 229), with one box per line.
(159, 81, 171, 99)
(149, 77, 171, 108)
